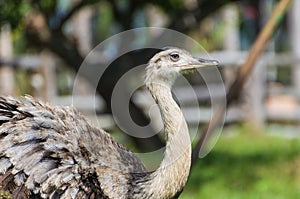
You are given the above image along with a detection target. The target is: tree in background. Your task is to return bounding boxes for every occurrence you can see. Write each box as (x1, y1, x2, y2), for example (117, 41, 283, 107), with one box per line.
(0, 0, 239, 151)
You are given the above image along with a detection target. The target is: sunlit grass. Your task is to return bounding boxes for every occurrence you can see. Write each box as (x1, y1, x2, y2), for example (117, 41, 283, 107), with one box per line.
(0, 189, 12, 199)
(181, 124, 300, 199)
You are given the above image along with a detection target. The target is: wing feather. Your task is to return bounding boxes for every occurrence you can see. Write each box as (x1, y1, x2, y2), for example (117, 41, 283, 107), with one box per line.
(0, 96, 146, 198)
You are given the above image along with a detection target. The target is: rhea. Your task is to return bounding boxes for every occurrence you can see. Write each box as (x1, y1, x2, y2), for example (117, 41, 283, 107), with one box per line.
(0, 47, 218, 199)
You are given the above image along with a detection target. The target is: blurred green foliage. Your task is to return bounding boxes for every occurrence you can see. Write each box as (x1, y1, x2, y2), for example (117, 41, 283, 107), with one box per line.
(0, 0, 237, 54)
(0, 0, 30, 28)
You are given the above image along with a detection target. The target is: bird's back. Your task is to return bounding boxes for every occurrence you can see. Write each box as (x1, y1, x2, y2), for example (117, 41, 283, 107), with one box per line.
(0, 96, 146, 198)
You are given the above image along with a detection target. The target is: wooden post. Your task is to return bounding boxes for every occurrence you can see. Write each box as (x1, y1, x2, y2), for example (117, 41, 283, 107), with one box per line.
(222, 4, 240, 87)
(243, 60, 266, 127)
(71, 5, 99, 113)
(0, 24, 14, 96)
(290, 1, 300, 92)
(222, 4, 240, 51)
(72, 6, 93, 55)
(29, 52, 57, 101)
(41, 51, 57, 101)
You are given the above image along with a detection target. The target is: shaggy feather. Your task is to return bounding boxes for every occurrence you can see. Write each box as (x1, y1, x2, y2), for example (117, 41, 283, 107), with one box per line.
(0, 96, 146, 198)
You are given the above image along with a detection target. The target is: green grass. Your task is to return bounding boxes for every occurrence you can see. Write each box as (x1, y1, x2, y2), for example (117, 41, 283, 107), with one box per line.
(181, 124, 300, 199)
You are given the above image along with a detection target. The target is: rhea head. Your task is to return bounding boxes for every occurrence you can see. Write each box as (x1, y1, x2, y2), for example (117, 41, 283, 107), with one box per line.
(144, 47, 219, 88)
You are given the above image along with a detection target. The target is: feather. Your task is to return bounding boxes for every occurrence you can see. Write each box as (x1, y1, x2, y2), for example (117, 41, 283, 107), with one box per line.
(0, 158, 12, 174)
(0, 170, 15, 191)
(13, 172, 26, 186)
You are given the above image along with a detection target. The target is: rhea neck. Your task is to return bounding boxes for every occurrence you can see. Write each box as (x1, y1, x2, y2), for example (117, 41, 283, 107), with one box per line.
(139, 79, 192, 198)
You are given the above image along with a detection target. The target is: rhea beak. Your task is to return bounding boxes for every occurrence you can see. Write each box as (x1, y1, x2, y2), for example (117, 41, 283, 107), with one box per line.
(179, 57, 219, 71)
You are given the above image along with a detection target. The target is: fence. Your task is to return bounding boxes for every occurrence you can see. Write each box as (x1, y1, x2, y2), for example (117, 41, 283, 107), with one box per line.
(1, 50, 300, 130)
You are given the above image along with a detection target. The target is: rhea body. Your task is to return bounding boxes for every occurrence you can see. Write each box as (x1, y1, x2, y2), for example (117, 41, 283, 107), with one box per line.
(0, 47, 218, 198)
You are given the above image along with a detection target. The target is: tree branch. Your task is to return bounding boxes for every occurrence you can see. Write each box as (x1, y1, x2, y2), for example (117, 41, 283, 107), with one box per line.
(168, 0, 240, 32)
(110, 0, 140, 30)
(55, 0, 100, 31)
(191, 0, 292, 166)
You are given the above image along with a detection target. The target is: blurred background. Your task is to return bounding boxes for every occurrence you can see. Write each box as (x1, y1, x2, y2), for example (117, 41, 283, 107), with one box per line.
(1, 0, 300, 198)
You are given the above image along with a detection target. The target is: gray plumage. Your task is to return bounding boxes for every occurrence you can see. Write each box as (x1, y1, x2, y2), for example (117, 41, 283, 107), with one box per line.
(0, 47, 218, 199)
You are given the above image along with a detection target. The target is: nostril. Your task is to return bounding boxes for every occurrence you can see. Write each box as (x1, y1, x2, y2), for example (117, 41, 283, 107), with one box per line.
(197, 58, 219, 65)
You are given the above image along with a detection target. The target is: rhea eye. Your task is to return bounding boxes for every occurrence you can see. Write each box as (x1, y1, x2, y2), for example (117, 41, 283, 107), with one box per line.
(170, 53, 180, 61)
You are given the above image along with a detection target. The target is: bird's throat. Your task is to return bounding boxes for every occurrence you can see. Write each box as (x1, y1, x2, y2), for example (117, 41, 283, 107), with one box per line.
(145, 83, 192, 198)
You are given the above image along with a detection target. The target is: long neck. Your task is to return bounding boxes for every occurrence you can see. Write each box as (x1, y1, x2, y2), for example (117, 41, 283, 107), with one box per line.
(135, 82, 192, 199)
